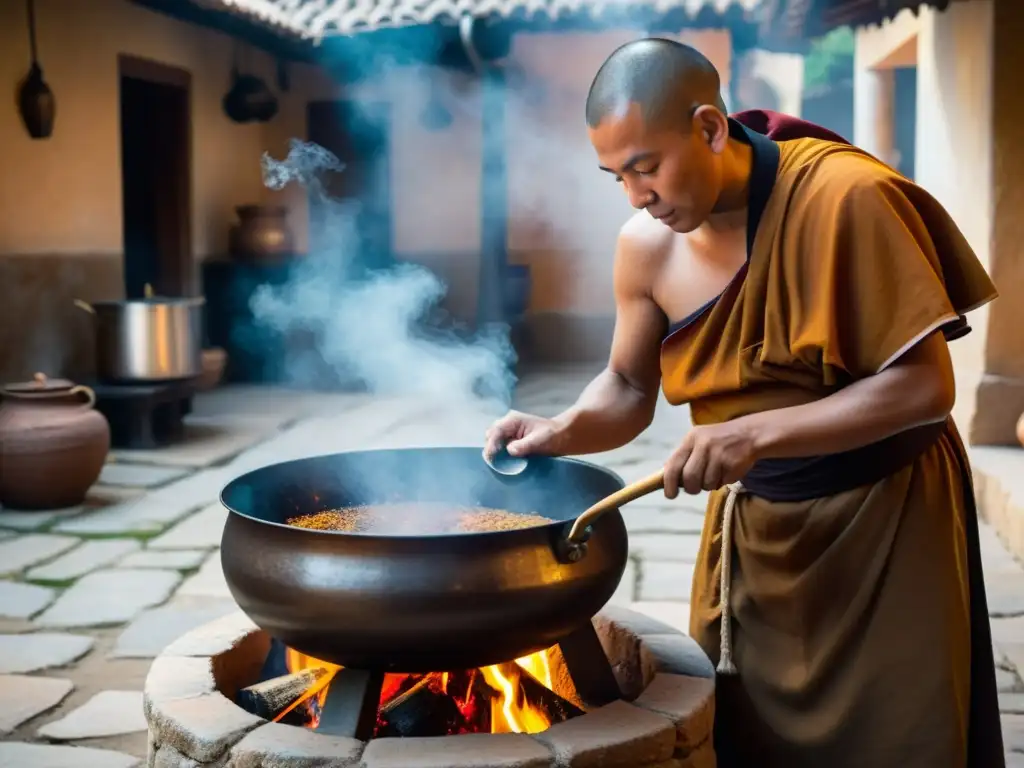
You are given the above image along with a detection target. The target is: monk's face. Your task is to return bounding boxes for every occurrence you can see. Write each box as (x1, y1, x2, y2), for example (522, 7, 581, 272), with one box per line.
(588, 103, 725, 233)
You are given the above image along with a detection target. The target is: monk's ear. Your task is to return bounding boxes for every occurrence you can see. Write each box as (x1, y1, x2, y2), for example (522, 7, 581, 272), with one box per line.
(692, 105, 729, 154)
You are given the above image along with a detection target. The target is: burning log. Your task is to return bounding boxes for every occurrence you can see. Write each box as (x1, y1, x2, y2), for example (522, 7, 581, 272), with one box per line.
(517, 665, 584, 724)
(376, 672, 487, 738)
(236, 667, 332, 722)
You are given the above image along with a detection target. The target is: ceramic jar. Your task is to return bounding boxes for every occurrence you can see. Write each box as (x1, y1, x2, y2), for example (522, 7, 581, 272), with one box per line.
(229, 205, 294, 262)
(0, 373, 110, 510)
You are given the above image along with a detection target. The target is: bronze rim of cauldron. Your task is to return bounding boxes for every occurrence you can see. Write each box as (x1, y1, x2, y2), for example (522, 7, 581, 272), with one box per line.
(219, 447, 629, 673)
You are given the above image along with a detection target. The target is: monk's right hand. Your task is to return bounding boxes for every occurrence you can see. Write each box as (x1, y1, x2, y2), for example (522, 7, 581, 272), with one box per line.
(484, 411, 565, 460)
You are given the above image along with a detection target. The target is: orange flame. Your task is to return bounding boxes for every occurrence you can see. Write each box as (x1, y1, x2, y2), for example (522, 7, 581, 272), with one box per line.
(280, 648, 556, 735)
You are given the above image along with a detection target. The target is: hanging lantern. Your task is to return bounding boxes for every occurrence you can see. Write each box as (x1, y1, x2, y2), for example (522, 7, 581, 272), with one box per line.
(17, 0, 55, 140)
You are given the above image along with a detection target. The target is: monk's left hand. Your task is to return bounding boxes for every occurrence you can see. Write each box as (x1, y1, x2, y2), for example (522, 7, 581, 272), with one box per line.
(663, 420, 760, 498)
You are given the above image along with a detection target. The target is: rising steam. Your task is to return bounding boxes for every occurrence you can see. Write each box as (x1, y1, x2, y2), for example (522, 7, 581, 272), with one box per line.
(250, 138, 517, 406)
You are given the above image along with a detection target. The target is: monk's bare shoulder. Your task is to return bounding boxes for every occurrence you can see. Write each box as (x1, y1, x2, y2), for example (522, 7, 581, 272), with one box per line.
(617, 212, 673, 267)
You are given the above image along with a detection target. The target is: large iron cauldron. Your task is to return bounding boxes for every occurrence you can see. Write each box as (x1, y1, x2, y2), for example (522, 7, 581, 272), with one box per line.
(220, 447, 627, 672)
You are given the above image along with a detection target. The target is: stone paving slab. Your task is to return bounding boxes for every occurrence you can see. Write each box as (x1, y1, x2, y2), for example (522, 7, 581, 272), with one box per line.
(629, 534, 702, 562)
(0, 534, 81, 576)
(639, 561, 695, 602)
(0, 674, 74, 734)
(111, 597, 240, 659)
(117, 549, 208, 570)
(631, 601, 692, 634)
(0, 506, 88, 532)
(27, 539, 142, 582)
(111, 415, 286, 469)
(0, 632, 94, 674)
(146, 503, 227, 550)
(98, 463, 192, 489)
(52, 469, 231, 536)
(37, 689, 147, 740)
(174, 553, 232, 600)
(34, 569, 182, 629)
(623, 508, 706, 535)
(606, 560, 638, 607)
(0, 580, 56, 619)
(0, 742, 141, 767)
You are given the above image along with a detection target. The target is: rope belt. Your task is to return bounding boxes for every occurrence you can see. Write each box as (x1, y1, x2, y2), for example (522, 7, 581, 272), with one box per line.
(717, 480, 746, 675)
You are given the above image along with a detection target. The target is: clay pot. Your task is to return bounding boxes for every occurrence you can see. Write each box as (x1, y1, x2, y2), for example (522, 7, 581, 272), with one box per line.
(0, 373, 111, 510)
(198, 347, 227, 391)
(229, 205, 294, 262)
(1017, 411, 1024, 448)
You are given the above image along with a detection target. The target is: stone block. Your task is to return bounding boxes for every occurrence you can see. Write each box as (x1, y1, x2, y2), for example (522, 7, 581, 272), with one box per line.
(230, 722, 363, 767)
(161, 611, 268, 697)
(632, 674, 715, 754)
(531, 700, 675, 768)
(640, 635, 716, 680)
(361, 733, 551, 768)
(152, 743, 203, 767)
(163, 611, 258, 658)
(147, 691, 264, 763)
(144, 655, 217, 710)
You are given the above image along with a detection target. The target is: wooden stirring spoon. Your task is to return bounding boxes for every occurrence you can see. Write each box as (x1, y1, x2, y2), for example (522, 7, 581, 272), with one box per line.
(566, 468, 665, 543)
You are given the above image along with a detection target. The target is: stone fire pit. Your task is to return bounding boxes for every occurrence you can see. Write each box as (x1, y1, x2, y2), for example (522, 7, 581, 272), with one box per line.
(144, 606, 716, 767)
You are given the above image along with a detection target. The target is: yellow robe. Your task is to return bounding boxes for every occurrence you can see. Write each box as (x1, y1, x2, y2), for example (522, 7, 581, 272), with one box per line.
(660, 122, 1002, 767)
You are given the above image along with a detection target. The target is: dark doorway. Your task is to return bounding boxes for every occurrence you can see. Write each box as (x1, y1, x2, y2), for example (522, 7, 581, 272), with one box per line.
(893, 66, 918, 180)
(118, 55, 192, 299)
(307, 100, 393, 272)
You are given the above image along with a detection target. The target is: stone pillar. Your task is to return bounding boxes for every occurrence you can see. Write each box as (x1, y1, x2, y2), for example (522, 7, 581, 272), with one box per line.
(914, 0, 1024, 445)
(853, 66, 896, 166)
(983, 0, 1024, 444)
(913, 1, 995, 442)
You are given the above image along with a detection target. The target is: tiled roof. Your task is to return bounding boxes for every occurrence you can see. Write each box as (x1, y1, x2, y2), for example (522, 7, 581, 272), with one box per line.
(205, 0, 764, 39)
(760, 0, 963, 41)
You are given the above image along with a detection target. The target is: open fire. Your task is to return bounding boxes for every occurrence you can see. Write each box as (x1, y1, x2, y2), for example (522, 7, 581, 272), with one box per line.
(236, 641, 582, 739)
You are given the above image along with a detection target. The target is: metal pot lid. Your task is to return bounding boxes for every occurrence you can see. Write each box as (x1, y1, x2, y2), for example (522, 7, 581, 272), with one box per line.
(3, 372, 76, 394)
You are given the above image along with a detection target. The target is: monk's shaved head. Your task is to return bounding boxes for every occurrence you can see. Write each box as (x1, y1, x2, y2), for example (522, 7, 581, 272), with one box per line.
(585, 38, 727, 131)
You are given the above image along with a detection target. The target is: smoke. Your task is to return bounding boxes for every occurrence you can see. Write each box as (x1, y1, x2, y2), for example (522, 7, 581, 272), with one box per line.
(246, 28, 640, 408)
(251, 137, 517, 406)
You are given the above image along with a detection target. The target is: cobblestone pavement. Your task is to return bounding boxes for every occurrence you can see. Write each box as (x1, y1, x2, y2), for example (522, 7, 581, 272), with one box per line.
(1, 365, 1022, 765)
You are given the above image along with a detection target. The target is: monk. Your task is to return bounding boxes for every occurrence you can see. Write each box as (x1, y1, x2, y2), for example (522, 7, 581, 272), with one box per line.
(484, 38, 1004, 767)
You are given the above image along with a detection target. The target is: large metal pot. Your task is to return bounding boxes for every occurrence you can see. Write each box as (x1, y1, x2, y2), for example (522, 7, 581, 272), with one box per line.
(75, 294, 204, 382)
(219, 447, 628, 672)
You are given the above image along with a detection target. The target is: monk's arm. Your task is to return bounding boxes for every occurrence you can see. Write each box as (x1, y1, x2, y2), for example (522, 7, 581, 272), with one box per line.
(745, 330, 955, 460)
(551, 229, 667, 454)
